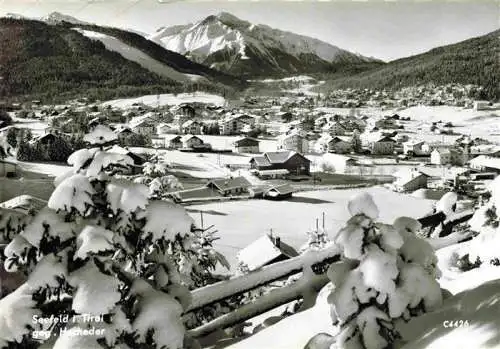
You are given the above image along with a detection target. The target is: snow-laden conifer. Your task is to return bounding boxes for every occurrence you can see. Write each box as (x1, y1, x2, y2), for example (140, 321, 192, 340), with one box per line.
(0, 124, 227, 349)
(327, 192, 443, 349)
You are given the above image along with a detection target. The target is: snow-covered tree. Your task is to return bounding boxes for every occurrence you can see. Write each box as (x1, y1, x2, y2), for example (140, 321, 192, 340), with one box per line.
(350, 130, 362, 154)
(456, 175, 500, 267)
(0, 125, 227, 349)
(134, 154, 184, 200)
(326, 192, 443, 349)
(300, 228, 330, 253)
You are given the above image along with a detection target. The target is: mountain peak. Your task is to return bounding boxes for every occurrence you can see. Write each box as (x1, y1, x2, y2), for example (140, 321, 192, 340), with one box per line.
(150, 12, 381, 77)
(214, 12, 250, 28)
(42, 11, 88, 25)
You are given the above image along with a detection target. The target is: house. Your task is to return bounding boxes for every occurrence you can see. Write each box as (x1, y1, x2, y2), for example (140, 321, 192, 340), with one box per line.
(181, 120, 202, 135)
(219, 114, 256, 135)
(328, 136, 353, 154)
(253, 169, 290, 179)
(106, 145, 146, 174)
(0, 159, 17, 178)
(468, 155, 500, 173)
(314, 134, 333, 154)
(319, 154, 357, 174)
(132, 119, 155, 136)
(431, 147, 467, 166)
(276, 111, 294, 122)
(375, 118, 398, 129)
(0, 195, 46, 215)
(474, 101, 490, 111)
(372, 136, 396, 155)
(344, 118, 367, 133)
(393, 169, 429, 192)
(168, 135, 183, 149)
(114, 125, 134, 140)
(157, 123, 174, 135)
(250, 151, 311, 176)
(323, 122, 346, 136)
(277, 131, 309, 153)
(237, 234, 299, 271)
(314, 116, 329, 132)
(403, 141, 431, 156)
(32, 133, 58, 146)
(181, 135, 204, 149)
(233, 137, 260, 153)
(176, 104, 196, 118)
(264, 183, 294, 200)
(206, 176, 251, 196)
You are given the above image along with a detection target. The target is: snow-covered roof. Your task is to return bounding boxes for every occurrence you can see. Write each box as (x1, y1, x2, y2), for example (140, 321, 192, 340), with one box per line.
(207, 177, 251, 191)
(469, 155, 500, 170)
(265, 183, 294, 196)
(329, 136, 351, 144)
(394, 169, 428, 186)
(180, 134, 202, 143)
(265, 151, 297, 164)
(0, 195, 47, 214)
(237, 235, 297, 271)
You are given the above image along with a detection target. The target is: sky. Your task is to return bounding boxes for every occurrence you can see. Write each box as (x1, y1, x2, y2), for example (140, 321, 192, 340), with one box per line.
(0, 0, 498, 62)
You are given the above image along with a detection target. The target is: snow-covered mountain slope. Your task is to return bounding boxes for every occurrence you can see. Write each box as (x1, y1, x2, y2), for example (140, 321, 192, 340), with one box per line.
(4, 13, 28, 20)
(149, 12, 381, 77)
(74, 29, 206, 83)
(41, 11, 89, 25)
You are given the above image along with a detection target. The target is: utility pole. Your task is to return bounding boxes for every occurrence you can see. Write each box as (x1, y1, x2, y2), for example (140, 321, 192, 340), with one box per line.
(200, 211, 204, 230)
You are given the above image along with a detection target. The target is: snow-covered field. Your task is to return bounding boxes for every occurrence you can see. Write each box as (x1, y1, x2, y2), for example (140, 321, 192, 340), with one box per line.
(15, 161, 71, 178)
(102, 92, 226, 108)
(251, 75, 326, 96)
(189, 186, 435, 272)
(252, 75, 317, 83)
(392, 106, 500, 143)
(74, 29, 205, 83)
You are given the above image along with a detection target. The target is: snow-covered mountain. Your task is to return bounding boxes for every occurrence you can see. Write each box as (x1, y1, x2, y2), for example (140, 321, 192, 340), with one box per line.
(41, 11, 89, 25)
(4, 13, 28, 20)
(149, 12, 381, 77)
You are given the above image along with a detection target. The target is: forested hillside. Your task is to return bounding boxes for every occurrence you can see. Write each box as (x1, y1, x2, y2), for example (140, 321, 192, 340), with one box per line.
(0, 18, 241, 103)
(320, 29, 500, 100)
(71, 22, 247, 89)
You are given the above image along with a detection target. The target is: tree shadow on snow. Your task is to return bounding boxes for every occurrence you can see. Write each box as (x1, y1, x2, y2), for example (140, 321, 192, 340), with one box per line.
(186, 209, 228, 216)
(398, 279, 500, 348)
(286, 196, 334, 204)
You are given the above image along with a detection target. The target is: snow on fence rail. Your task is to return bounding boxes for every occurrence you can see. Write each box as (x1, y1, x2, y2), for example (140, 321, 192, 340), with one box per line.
(187, 273, 330, 338)
(186, 245, 342, 313)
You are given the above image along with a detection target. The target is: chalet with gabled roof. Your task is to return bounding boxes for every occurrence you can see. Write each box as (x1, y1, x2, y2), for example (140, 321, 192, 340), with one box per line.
(264, 183, 294, 200)
(169, 135, 183, 149)
(328, 136, 352, 154)
(181, 120, 202, 135)
(250, 151, 311, 176)
(372, 136, 396, 155)
(233, 137, 260, 153)
(237, 234, 298, 271)
(206, 176, 251, 196)
(181, 135, 204, 149)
